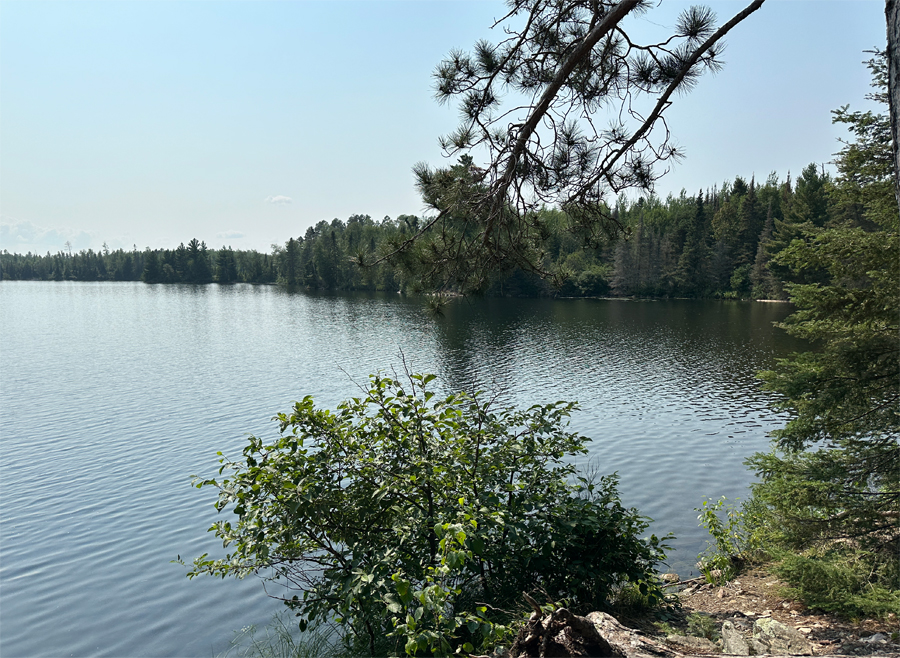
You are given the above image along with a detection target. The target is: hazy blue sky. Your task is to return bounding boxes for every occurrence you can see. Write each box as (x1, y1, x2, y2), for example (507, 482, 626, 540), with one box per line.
(0, 0, 887, 254)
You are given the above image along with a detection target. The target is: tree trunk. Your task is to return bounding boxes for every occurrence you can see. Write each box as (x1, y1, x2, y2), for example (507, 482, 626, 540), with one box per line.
(887, 0, 900, 208)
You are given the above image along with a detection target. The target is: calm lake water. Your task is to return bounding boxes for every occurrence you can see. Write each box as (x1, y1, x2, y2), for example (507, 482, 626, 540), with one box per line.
(0, 281, 802, 657)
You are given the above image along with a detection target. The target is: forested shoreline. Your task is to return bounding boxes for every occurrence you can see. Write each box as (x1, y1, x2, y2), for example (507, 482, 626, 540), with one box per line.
(0, 163, 833, 300)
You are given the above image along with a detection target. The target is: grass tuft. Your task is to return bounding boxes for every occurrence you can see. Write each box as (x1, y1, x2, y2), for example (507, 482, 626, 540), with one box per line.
(217, 612, 337, 658)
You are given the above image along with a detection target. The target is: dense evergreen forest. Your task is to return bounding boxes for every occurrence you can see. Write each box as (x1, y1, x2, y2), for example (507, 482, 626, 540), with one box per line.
(0, 238, 279, 286)
(0, 163, 841, 300)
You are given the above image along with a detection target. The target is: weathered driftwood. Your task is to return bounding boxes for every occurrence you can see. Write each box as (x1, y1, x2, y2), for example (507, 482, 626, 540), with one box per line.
(507, 608, 616, 657)
(479, 608, 853, 658)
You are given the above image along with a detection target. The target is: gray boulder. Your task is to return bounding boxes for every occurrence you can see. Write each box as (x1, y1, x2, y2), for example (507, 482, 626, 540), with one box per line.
(666, 634, 719, 653)
(722, 620, 751, 655)
(751, 617, 813, 655)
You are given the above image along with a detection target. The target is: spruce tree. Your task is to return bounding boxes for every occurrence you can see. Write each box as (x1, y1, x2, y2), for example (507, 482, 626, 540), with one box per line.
(142, 249, 161, 283)
(674, 191, 710, 296)
(746, 52, 899, 617)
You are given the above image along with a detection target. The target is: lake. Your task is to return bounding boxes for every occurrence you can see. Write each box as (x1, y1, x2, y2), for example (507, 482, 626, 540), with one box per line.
(0, 281, 802, 657)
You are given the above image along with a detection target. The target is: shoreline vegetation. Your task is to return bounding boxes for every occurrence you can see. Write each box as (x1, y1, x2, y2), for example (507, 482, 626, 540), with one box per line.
(0, 163, 835, 302)
(219, 581, 900, 658)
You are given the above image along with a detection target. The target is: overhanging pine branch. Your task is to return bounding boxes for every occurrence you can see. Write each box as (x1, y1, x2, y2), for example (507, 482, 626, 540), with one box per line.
(484, 0, 645, 242)
(583, 0, 765, 194)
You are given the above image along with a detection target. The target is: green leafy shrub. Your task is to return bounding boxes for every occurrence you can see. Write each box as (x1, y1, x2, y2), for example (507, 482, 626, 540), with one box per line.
(695, 497, 749, 585)
(189, 373, 670, 656)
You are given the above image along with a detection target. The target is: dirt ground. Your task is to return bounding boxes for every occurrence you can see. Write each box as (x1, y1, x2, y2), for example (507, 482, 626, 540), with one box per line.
(627, 568, 899, 656)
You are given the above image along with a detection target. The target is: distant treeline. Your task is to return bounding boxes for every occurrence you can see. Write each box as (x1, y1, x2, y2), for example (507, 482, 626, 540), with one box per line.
(1, 163, 838, 300)
(0, 238, 279, 285)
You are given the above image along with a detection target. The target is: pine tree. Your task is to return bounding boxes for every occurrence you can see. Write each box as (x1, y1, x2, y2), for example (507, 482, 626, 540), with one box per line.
(142, 249, 162, 283)
(750, 201, 779, 299)
(736, 177, 762, 266)
(216, 247, 239, 284)
(186, 238, 213, 283)
(674, 191, 710, 296)
(746, 52, 899, 617)
(278, 238, 301, 287)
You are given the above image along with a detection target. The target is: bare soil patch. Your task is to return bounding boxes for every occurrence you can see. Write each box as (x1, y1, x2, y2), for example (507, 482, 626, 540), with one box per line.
(638, 568, 899, 656)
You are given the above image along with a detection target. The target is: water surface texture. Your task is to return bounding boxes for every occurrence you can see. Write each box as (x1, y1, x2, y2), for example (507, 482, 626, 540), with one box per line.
(0, 282, 801, 657)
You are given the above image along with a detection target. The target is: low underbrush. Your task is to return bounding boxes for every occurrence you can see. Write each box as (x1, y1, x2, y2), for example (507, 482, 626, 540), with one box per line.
(772, 547, 900, 620)
(694, 495, 899, 621)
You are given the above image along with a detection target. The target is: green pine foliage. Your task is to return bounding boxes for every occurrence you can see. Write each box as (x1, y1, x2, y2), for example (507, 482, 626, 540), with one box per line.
(772, 548, 900, 619)
(0, 245, 142, 281)
(745, 52, 899, 619)
(0, 164, 865, 299)
(0, 241, 276, 285)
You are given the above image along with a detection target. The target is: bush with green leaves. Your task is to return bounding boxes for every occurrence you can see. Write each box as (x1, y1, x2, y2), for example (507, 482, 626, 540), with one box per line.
(695, 497, 750, 585)
(189, 372, 670, 656)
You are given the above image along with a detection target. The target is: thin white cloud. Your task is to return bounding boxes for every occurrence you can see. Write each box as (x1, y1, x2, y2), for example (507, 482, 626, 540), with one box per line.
(0, 217, 95, 255)
(217, 230, 245, 240)
(264, 195, 292, 205)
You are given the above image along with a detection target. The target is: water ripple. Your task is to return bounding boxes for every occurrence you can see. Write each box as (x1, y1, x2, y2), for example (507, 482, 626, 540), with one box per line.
(1, 283, 801, 657)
